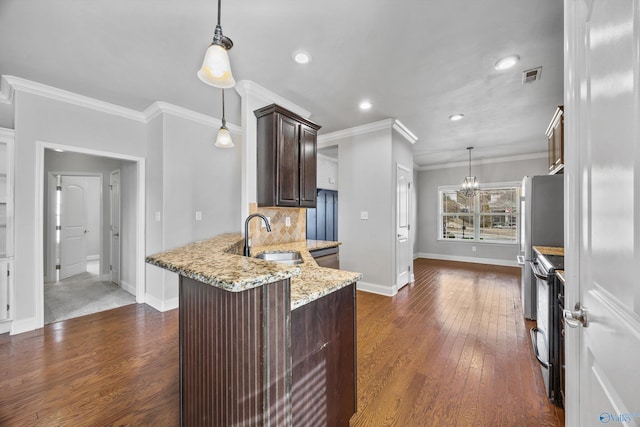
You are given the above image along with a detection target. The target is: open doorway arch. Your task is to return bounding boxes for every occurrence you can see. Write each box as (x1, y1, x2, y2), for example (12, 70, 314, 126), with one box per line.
(35, 141, 145, 329)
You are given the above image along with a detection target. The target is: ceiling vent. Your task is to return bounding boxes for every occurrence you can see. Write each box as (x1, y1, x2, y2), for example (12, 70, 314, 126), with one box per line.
(522, 67, 543, 84)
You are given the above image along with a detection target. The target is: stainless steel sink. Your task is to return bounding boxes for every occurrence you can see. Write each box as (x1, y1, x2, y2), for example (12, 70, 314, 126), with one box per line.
(255, 251, 303, 265)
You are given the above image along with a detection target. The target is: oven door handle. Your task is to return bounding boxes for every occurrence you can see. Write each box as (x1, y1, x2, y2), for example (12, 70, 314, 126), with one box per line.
(530, 327, 551, 369)
(530, 261, 548, 281)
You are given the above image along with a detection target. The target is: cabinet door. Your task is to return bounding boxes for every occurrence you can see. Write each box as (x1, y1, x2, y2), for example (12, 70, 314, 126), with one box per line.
(276, 114, 300, 206)
(298, 125, 317, 207)
(553, 117, 564, 168)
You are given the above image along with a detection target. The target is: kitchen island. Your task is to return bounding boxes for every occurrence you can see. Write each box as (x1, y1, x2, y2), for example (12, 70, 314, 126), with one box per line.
(146, 233, 361, 427)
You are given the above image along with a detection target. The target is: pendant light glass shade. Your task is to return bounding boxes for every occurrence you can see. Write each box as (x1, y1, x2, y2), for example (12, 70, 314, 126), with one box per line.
(461, 147, 479, 197)
(215, 89, 234, 148)
(215, 125, 233, 148)
(197, 43, 235, 88)
(197, 0, 235, 88)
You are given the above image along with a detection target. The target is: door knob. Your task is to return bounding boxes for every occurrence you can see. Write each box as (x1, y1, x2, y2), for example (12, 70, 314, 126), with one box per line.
(563, 302, 589, 328)
(113, 233, 120, 237)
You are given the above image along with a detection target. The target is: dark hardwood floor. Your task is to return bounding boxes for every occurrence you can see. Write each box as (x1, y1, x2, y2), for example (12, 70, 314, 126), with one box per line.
(351, 259, 564, 427)
(0, 259, 564, 426)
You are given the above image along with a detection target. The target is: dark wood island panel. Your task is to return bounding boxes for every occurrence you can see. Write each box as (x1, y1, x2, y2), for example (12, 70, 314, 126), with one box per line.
(291, 283, 357, 426)
(180, 276, 292, 426)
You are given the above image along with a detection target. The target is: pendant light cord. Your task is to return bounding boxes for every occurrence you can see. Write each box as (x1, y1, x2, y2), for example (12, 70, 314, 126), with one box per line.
(221, 89, 226, 126)
(217, 0, 222, 26)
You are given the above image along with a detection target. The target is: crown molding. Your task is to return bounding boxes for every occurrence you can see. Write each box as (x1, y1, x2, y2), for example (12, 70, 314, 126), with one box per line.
(1, 75, 241, 131)
(2, 75, 147, 122)
(317, 118, 394, 147)
(417, 152, 548, 171)
(234, 80, 311, 119)
(144, 101, 242, 133)
(0, 77, 14, 104)
(392, 119, 418, 144)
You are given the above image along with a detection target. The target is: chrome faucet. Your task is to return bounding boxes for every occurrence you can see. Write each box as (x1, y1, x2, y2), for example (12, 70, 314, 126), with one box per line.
(244, 213, 271, 257)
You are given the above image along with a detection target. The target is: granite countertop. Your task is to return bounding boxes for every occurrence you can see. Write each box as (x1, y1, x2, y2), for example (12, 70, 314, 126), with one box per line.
(533, 246, 565, 257)
(146, 233, 362, 309)
(251, 240, 362, 309)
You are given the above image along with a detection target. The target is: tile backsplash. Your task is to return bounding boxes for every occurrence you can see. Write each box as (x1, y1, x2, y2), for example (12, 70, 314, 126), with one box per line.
(248, 203, 306, 246)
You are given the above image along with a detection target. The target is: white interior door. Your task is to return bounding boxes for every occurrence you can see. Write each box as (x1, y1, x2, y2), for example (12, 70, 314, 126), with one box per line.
(566, 0, 640, 425)
(396, 164, 412, 289)
(110, 170, 120, 285)
(59, 176, 88, 280)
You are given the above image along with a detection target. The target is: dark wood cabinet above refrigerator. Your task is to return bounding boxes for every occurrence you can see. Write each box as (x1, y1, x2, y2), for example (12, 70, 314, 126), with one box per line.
(546, 106, 564, 175)
(255, 104, 321, 208)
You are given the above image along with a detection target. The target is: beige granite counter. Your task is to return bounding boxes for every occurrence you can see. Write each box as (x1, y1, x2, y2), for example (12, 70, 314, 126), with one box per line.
(251, 240, 362, 309)
(146, 233, 361, 309)
(533, 246, 565, 257)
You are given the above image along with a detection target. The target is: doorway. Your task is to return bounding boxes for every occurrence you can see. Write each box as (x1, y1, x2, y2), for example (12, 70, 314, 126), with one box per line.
(395, 163, 412, 289)
(37, 145, 145, 327)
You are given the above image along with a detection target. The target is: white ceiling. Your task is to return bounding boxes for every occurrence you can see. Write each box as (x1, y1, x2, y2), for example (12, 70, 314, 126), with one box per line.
(0, 0, 563, 167)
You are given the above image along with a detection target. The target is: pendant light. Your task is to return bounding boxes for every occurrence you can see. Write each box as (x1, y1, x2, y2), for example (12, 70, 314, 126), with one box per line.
(197, 0, 235, 88)
(215, 89, 234, 148)
(461, 147, 479, 197)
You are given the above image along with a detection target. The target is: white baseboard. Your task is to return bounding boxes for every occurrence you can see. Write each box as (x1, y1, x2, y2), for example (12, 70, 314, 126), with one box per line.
(356, 281, 397, 297)
(120, 280, 136, 296)
(415, 252, 519, 267)
(0, 320, 11, 334)
(11, 316, 40, 335)
(144, 293, 179, 312)
(86, 254, 100, 261)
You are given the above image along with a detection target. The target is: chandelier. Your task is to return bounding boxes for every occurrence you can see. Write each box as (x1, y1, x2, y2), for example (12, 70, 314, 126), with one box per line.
(461, 147, 479, 197)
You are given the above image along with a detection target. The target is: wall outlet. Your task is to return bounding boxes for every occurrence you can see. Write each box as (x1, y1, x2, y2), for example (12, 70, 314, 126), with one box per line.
(155, 211, 161, 222)
(285, 216, 291, 227)
(360, 211, 369, 220)
(195, 211, 202, 221)
(472, 246, 477, 252)
(262, 217, 270, 228)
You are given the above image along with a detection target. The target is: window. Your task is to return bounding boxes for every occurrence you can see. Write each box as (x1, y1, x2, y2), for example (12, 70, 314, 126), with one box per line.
(439, 182, 520, 244)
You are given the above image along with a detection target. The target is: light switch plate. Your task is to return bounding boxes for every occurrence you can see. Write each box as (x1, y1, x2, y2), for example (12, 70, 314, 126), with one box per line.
(155, 211, 161, 222)
(195, 211, 202, 221)
(285, 216, 291, 227)
(360, 211, 368, 220)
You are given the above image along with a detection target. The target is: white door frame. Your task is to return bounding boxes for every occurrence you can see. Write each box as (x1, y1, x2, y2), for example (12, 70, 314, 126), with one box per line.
(109, 169, 121, 285)
(46, 172, 103, 283)
(35, 141, 146, 329)
(395, 163, 413, 290)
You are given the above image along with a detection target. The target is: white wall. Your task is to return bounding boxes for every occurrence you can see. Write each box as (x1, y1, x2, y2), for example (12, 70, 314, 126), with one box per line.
(146, 113, 242, 310)
(338, 128, 394, 293)
(120, 161, 138, 293)
(13, 90, 147, 332)
(416, 156, 548, 265)
(0, 102, 14, 129)
(317, 153, 338, 191)
(10, 80, 242, 333)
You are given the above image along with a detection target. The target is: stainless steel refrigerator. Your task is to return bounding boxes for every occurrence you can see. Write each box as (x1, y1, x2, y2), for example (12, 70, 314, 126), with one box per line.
(517, 175, 564, 319)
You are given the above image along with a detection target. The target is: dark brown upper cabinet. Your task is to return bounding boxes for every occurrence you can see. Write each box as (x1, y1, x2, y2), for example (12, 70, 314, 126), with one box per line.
(546, 106, 564, 175)
(255, 104, 321, 208)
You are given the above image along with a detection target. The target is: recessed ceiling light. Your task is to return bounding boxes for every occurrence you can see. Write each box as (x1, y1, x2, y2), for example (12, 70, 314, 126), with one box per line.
(359, 100, 372, 110)
(293, 51, 311, 64)
(494, 55, 520, 71)
(449, 113, 464, 121)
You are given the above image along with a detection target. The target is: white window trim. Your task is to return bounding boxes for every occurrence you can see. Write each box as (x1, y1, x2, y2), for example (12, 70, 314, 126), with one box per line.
(438, 181, 521, 245)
